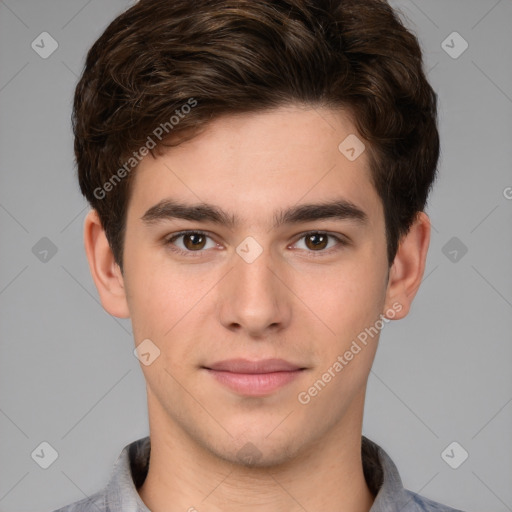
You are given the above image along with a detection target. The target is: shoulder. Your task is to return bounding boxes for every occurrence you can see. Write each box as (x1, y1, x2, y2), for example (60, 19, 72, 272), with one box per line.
(404, 489, 466, 512)
(50, 436, 150, 512)
(51, 490, 106, 512)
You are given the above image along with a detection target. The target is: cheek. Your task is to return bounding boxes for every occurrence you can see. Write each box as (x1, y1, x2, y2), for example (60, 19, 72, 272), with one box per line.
(123, 254, 180, 340)
(298, 258, 386, 340)
(307, 264, 386, 385)
(126, 258, 216, 346)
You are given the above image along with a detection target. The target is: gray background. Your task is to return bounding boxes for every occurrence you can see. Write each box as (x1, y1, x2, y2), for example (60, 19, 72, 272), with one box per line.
(0, 1, 511, 511)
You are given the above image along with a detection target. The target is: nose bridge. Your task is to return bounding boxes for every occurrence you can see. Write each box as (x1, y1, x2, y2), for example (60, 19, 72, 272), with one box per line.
(235, 241, 277, 296)
(218, 236, 291, 334)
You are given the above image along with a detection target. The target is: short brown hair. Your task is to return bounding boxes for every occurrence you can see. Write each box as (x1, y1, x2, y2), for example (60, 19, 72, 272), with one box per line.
(73, 0, 439, 271)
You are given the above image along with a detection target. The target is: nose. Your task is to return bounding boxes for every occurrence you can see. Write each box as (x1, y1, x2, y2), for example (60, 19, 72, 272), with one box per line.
(217, 242, 292, 337)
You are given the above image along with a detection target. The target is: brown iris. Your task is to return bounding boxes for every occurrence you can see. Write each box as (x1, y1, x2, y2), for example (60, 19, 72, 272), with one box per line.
(304, 233, 328, 251)
(183, 233, 207, 250)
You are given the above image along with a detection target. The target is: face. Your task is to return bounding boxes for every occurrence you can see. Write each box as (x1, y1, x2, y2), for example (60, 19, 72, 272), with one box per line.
(120, 105, 395, 466)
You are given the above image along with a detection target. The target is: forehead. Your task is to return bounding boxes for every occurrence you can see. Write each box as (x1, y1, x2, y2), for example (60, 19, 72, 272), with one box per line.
(127, 105, 383, 229)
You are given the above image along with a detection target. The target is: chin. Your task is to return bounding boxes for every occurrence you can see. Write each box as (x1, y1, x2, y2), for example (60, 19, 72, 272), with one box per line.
(210, 434, 302, 469)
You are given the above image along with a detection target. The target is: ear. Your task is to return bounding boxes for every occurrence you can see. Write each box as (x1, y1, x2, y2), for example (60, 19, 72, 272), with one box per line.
(383, 211, 431, 320)
(83, 209, 130, 318)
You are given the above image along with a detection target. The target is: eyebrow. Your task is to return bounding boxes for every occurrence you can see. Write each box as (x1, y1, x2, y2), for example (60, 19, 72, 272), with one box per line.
(140, 198, 369, 230)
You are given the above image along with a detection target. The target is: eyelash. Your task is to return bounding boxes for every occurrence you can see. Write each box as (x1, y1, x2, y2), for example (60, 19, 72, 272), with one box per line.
(164, 230, 349, 258)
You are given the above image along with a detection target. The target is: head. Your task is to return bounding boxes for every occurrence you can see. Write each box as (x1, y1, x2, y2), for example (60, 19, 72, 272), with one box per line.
(78, 0, 438, 466)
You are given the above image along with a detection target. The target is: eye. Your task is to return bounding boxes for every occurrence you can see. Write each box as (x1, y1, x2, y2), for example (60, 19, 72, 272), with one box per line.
(165, 230, 218, 255)
(164, 230, 348, 257)
(291, 231, 348, 254)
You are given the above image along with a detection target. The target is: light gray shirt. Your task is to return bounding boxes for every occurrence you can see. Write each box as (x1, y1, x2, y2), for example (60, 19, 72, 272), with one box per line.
(52, 436, 465, 511)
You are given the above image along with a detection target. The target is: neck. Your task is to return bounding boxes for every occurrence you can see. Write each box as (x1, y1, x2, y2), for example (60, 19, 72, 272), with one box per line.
(138, 391, 375, 512)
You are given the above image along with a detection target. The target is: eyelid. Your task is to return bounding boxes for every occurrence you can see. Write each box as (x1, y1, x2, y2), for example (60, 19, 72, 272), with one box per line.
(164, 230, 219, 257)
(289, 230, 350, 254)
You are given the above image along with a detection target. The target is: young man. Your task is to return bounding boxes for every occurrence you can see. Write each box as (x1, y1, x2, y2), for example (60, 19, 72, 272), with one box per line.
(54, 0, 465, 511)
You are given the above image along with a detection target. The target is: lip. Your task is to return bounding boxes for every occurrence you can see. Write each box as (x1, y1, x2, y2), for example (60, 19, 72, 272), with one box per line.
(206, 358, 303, 373)
(203, 358, 306, 396)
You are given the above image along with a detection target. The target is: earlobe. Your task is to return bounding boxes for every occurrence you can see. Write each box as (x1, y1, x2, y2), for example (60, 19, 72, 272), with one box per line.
(383, 211, 431, 320)
(83, 209, 130, 319)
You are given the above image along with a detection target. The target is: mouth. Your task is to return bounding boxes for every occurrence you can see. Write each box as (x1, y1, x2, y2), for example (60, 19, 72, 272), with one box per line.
(202, 358, 307, 396)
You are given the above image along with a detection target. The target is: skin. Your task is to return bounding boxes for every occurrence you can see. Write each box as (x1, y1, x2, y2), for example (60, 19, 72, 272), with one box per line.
(84, 104, 430, 512)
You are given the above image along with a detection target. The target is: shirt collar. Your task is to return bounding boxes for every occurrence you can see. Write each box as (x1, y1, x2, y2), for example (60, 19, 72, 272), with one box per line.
(103, 435, 416, 511)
